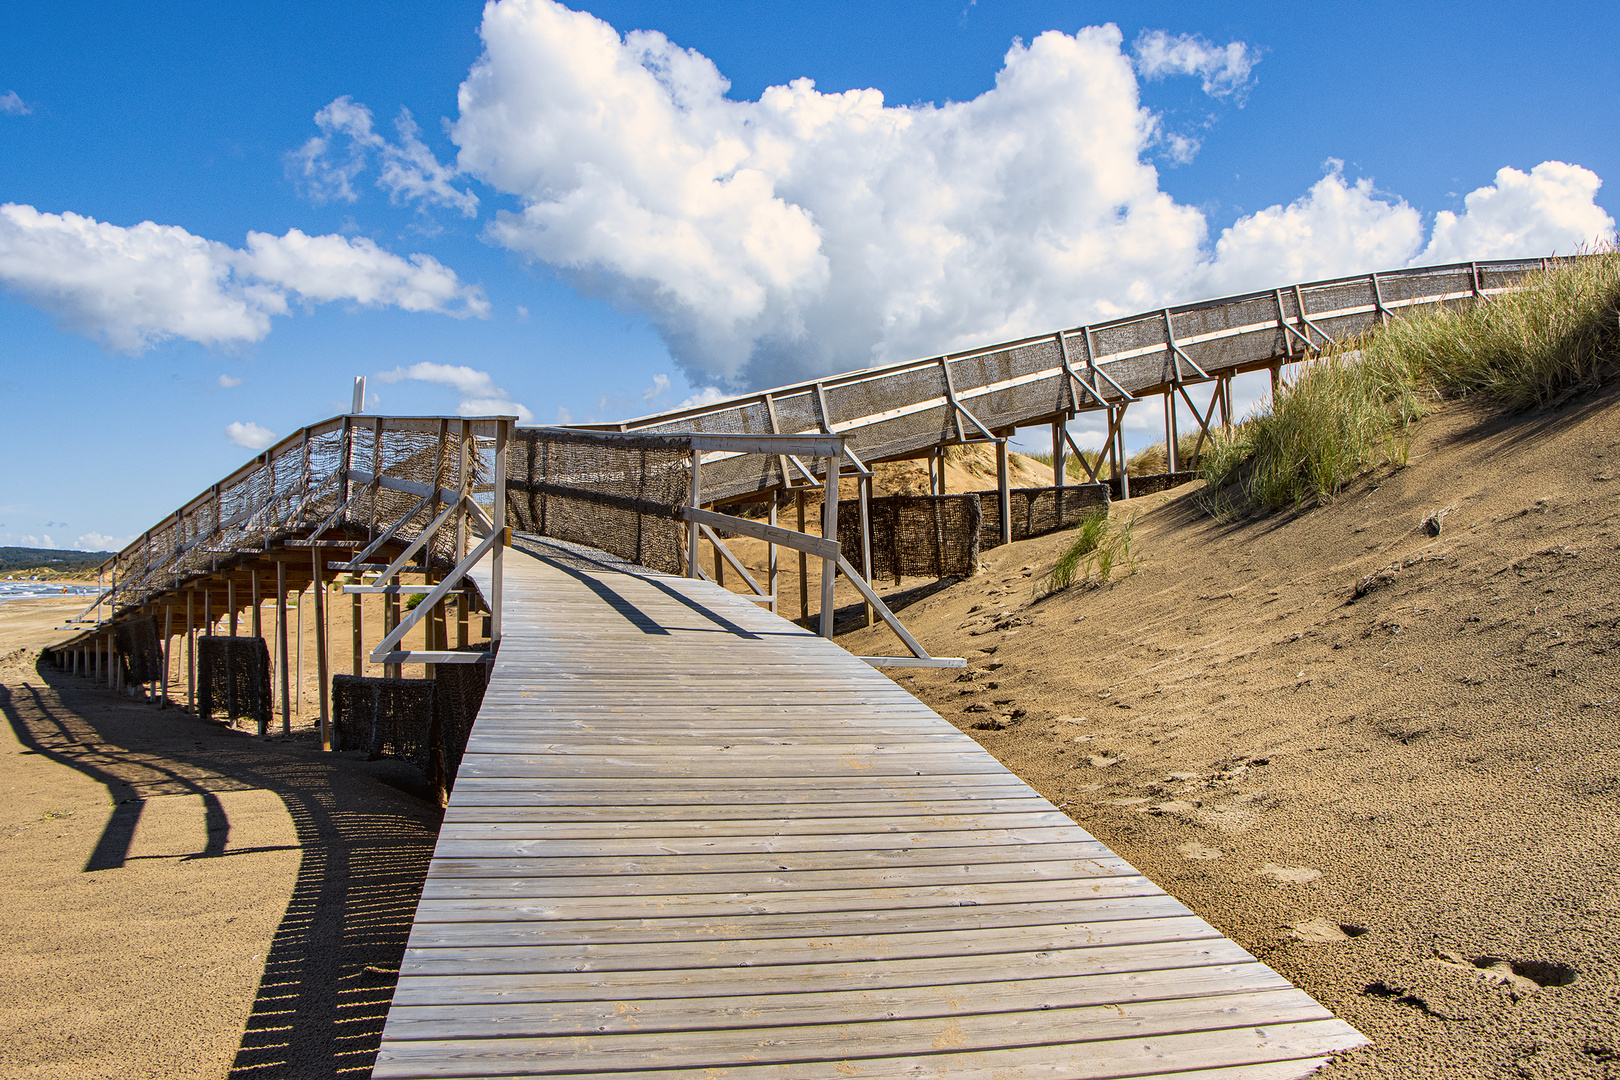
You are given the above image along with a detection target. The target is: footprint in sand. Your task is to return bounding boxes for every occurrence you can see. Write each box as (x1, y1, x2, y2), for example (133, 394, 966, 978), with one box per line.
(1258, 863, 1322, 884)
(1288, 917, 1368, 943)
(1176, 841, 1224, 860)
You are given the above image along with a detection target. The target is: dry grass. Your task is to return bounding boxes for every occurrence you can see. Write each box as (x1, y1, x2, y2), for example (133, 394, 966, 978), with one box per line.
(1202, 251, 1620, 514)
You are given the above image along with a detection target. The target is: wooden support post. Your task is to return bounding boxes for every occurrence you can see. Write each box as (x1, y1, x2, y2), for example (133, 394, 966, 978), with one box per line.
(713, 542, 724, 587)
(228, 576, 238, 637)
(1053, 420, 1066, 490)
(352, 593, 364, 676)
(161, 603, 172, 709)
(796, 489, 809, 622)
(203, 588, 212, 638)
(251, 566, 261, 638)
(91, 636, 99, 681)
(859, 475, 873, 628)
(312, 547, 329, 751)
(276, 560, 289, 735)
(1166, 389, 1180, 473)
(688, 449, 702, 578)
(1271, 363, 1281, 399)
(106, 631, 115, 689)
(186, 590, 195, 711)
(386, 592, 401, 680)
(455, 589, 468, 649)
(1220, 376, 1232, 430)
(819, 450, 840, 640)
(491, 419, 508, 652)
(996, 437, 1012, 547)
(767, 497, 779, 617)
(1116, 403, 1132, 500)
(295, 585, 303, 713)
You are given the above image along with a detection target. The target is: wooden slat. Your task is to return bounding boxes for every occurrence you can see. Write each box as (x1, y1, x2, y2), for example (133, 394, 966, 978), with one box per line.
(374, 543, 1364, 1079)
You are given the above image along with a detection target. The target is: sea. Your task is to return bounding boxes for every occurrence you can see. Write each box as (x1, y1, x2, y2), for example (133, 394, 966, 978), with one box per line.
(0, 579, 101, 604)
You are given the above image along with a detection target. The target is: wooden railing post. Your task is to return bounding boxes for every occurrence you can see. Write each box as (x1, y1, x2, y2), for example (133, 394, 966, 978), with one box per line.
(688, 449, 703, 578)
(819, 450, 840, 639)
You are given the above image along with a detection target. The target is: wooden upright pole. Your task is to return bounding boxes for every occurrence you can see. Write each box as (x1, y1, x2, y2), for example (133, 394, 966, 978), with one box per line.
(251, 566, 261, 638)
(819, 451, 839, 640)
(796, 489, 809, 622)
(997, 437, 1012, 547)
(161, 603, 172, 709)
(1166, 389, 1180, 472)
(491, 418, 509, 653)
(386, 593, 400, 680)
(352, 593, 364, 676)
(312, 547, 329, 751)
(859, 476, 874, 628)
(767, 497, 779, 616)
(228, 577, 238, 637)
(186, 590, 195, 711)
(276, 560, 290, 736)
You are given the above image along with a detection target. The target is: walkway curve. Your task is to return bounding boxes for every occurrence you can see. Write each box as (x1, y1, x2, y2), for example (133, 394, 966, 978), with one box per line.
(373, 538, 1364, 1079)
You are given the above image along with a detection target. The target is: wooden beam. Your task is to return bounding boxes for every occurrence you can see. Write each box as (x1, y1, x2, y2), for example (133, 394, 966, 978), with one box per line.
(276, 560, 289, 735)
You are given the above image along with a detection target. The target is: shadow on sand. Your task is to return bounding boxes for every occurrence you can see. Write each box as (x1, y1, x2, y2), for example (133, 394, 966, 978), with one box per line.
(3, 654, 442, 1078)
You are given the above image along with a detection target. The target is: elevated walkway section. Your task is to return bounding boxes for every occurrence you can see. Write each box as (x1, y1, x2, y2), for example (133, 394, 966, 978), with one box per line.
(374, 538, 1363, 1079)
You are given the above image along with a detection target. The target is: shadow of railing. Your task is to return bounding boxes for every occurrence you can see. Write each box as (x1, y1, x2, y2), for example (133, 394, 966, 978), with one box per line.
(4, 655, 442, 1079)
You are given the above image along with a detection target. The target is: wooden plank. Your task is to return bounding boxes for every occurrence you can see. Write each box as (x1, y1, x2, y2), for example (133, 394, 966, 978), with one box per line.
(376, 543, 1363, 1079)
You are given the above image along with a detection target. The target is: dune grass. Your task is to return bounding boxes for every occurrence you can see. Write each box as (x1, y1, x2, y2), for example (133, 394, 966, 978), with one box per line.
(1203, 250, 1620, 514)
(1036, 506, 1137, 597)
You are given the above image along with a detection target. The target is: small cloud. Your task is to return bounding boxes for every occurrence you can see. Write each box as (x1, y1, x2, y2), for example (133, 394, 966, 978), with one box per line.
(643, 373, 670, 402)
(516, 304, 529, 321)
(1133, 30, 1260, 100)
(376, 361, 533, 421)
(225, 421, 277, 449)
(0, 91, 31, 116)
(675, 386, 728, 410)
(217, 373, 243, 388)
(555, 405, 575, 425)
(75, 531, 130, 551)
(1163, 132, 1201, 165)
(288, 96, 479, 217)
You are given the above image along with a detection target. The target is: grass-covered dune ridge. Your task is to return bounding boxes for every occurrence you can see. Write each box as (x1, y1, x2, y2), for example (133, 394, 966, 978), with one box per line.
(1205, 249, 1620, 512)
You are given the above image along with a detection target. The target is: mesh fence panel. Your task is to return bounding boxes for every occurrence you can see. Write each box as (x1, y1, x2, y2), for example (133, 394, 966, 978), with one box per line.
(432, 654, 491, 795)
(978, 484, 1110, 550)
(1109, 471, 1202, 499)
(196, 636, 272, 728)
(840, 495, 981, 581)
(332, 674, 435, 763)
(114, 616, 163, 684)
(506, 429, 690, 574)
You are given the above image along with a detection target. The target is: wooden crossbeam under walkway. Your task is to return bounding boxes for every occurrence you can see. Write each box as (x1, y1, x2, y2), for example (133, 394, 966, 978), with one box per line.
(373, 537, 1364, 1079)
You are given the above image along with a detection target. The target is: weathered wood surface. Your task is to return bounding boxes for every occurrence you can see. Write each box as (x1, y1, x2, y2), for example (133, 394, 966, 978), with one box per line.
(374, 537, 1364, 1079)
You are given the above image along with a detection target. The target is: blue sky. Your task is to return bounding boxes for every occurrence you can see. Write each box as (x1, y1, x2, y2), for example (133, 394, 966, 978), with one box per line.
(2, 0, 1615, 551)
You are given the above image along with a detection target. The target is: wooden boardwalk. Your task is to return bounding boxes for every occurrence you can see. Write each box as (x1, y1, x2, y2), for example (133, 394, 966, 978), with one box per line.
(373, 539, 1364, 1079)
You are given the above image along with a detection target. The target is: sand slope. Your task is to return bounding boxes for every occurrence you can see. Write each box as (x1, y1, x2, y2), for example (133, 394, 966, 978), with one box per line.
(844, 387, 1620, 1078)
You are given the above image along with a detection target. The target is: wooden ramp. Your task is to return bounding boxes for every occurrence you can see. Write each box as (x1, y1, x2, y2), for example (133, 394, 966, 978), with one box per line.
(373, 539, 1364, 1079)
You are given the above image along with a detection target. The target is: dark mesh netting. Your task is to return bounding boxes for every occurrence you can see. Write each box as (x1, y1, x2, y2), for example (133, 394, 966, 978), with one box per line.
(840, 495, 981, 582)
(115, 616, 163, 684)
(332, 674, 435, 762)
(196, 636, 272, 728)
(507, 429, 691, 574)
(431, 652, 491, 795)
(978, 484, 1110, 550)
(1109, 471, 1202, 499)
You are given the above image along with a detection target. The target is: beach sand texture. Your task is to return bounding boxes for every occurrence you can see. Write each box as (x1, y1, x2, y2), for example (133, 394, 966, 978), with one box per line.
(1, 384, 1617, 1077)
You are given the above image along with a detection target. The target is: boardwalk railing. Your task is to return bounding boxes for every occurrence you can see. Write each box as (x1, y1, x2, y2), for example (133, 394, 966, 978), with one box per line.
(510, 427, 964, 668)
(581, 257, 1565, 508)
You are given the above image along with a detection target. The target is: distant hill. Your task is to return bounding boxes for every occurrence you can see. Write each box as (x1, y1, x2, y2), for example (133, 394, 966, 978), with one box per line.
(0, 547, 113, 575)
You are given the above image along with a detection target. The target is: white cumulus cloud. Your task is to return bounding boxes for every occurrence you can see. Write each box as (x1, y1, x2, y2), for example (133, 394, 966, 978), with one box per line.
(75, 532, 131, 551)
(0, 204, 489, 353)
(1, 91, 31, 116)
(1132, 30, 1259, 100)
(290, 96, 480, 217)
(217, 373, 243, 388)
(375, 362, 534, 421)
(441, 0, 1612, 393)
(225, 421, 277, 449)
(1420, 161, 1615, 264)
